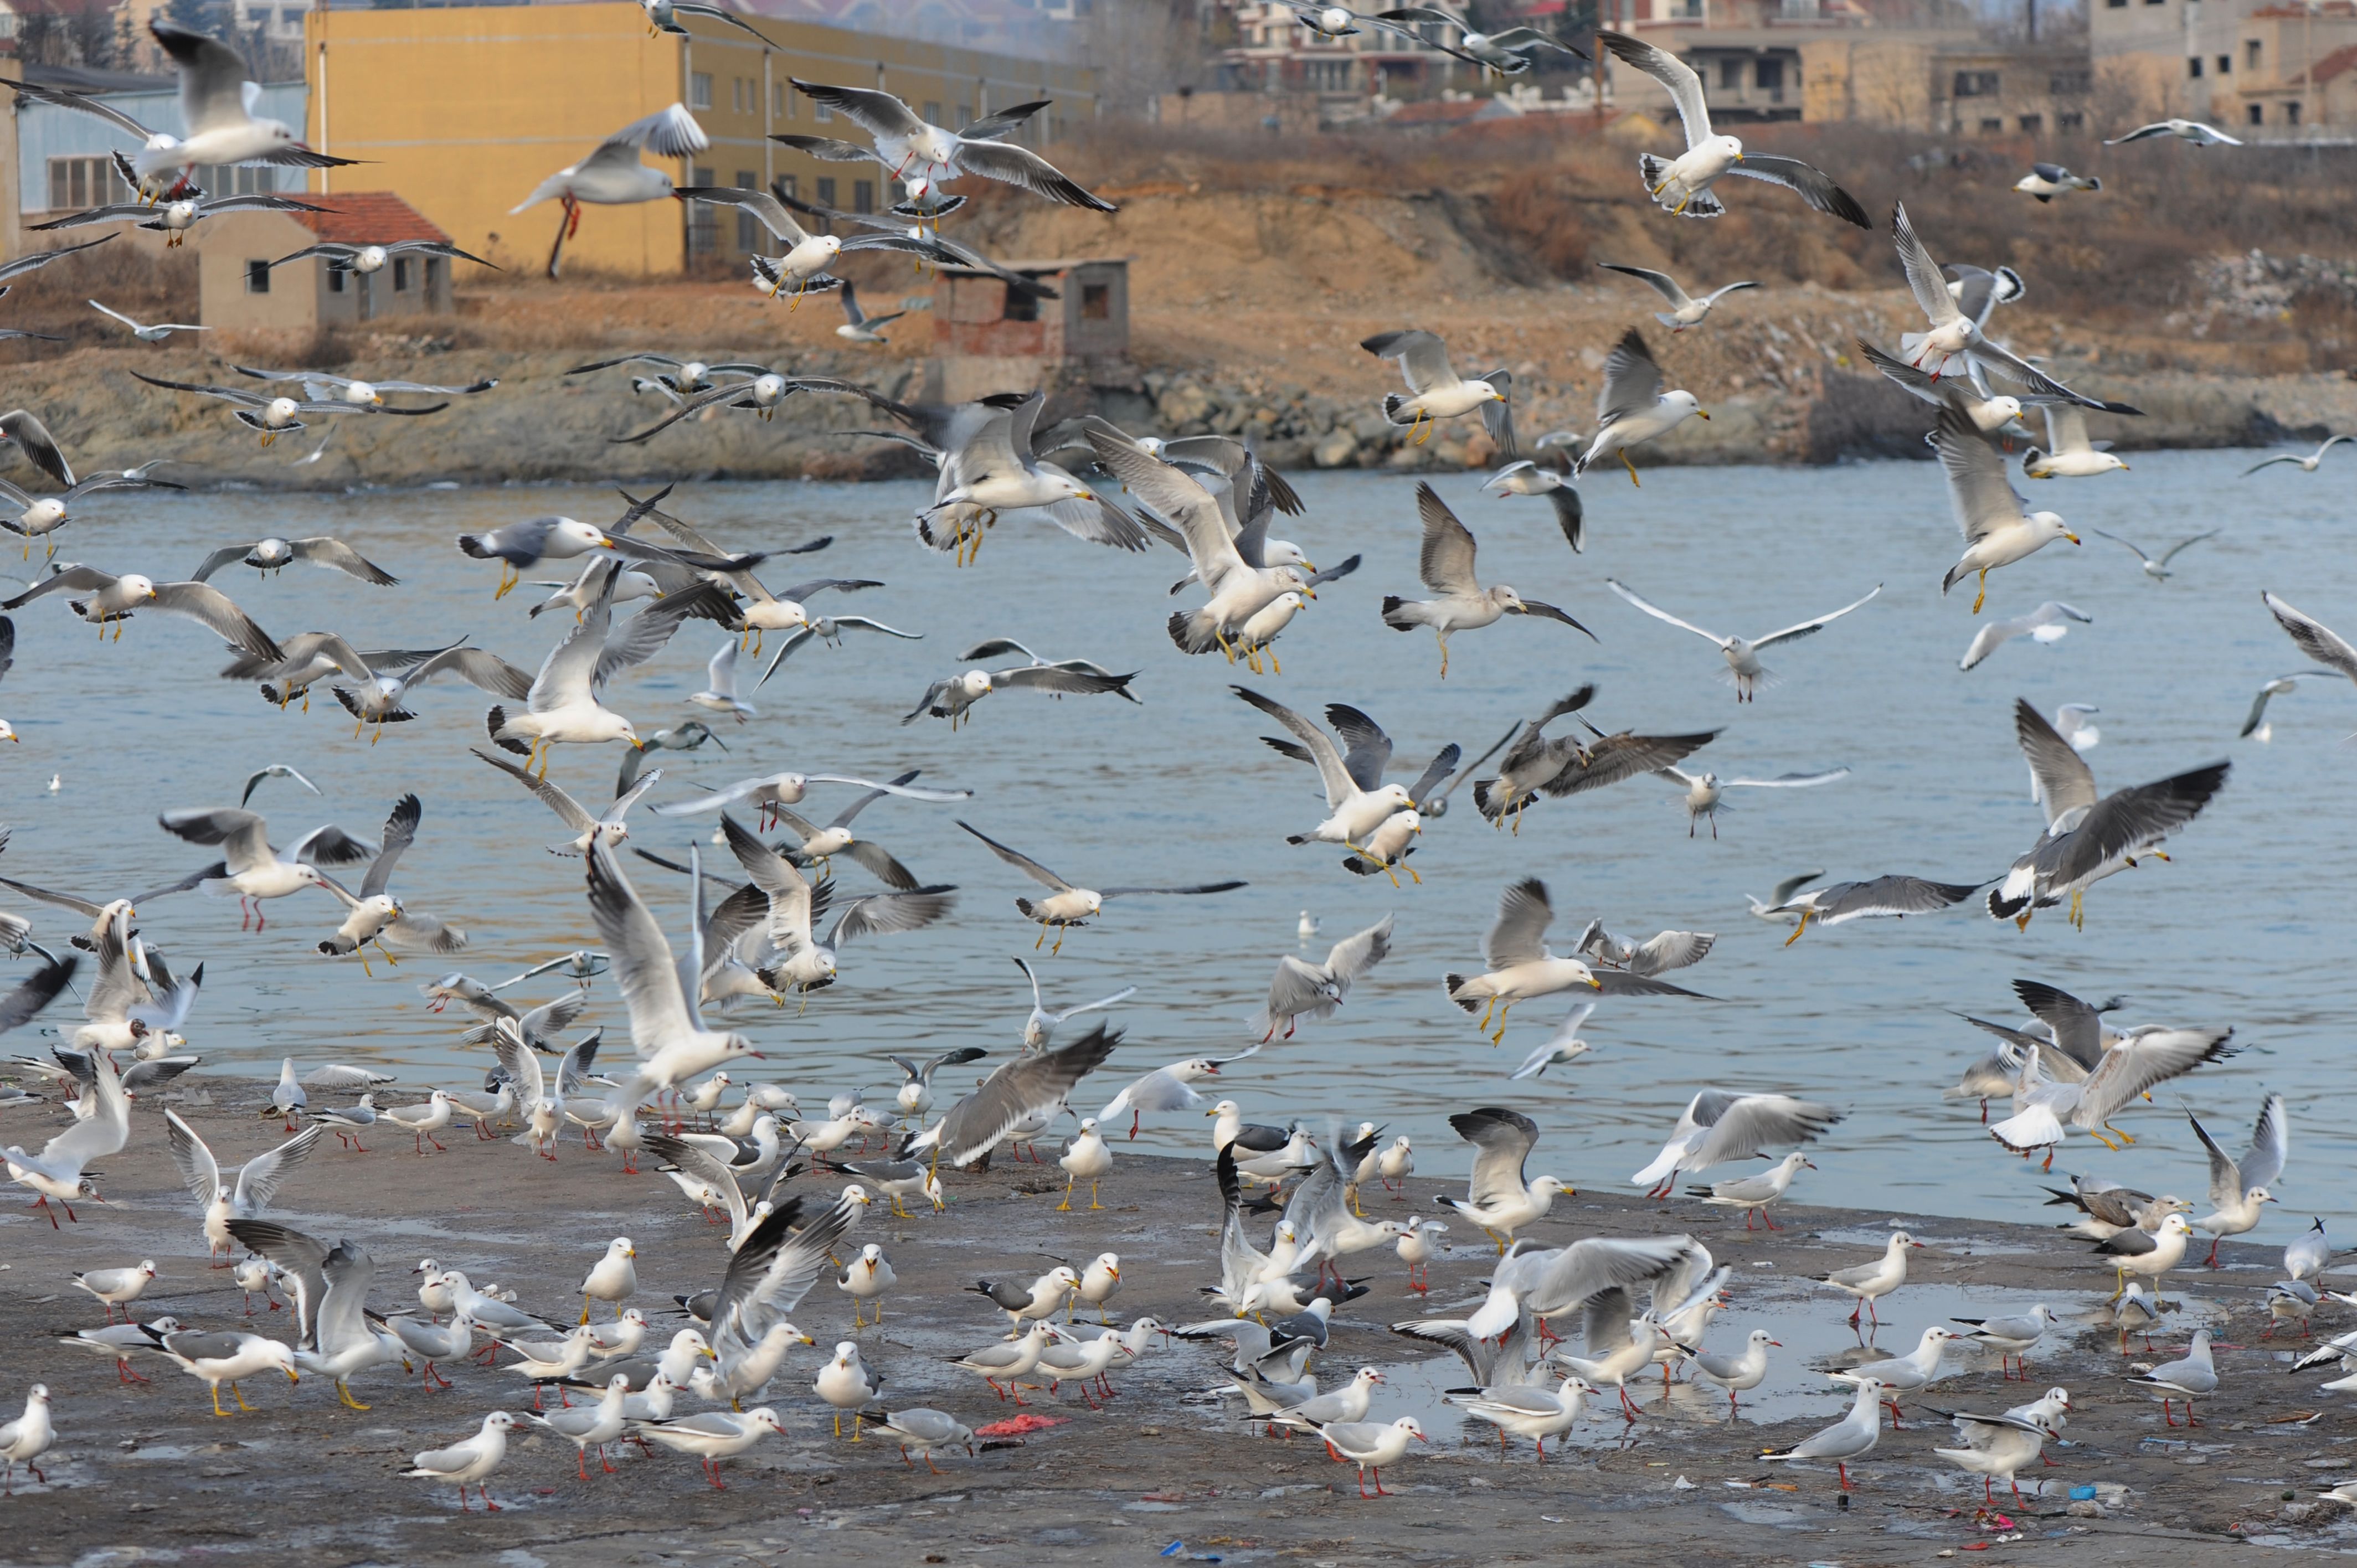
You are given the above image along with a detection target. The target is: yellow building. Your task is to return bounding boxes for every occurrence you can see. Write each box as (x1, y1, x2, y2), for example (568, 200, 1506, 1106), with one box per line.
(302, 2, 1098, 277)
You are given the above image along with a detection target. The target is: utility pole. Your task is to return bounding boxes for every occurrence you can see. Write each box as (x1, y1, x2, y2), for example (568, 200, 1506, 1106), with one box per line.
(2026, 0, 2037, 44)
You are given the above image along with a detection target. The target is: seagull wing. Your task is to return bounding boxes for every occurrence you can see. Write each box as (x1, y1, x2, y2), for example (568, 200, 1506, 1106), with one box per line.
(1596, 263, 1691, 310)
(472, 749, 596, 834)
(2073, 1029, 2237, 1128)
(930, 1023, 1121, 1166)
(1935, 407, 2026, 545)
(162, 1107, 222, 1206)
(1234, 686, 1355, 809)
(1753, 584, 1880, 649)
(1083, 430, 1242, 586)
(1726, 156, 1870, 228)
(1483, 878, 1555, 969)
(2262, 591, 2357, 683)
(1594, 328, 1666, 429)
(584, 844, 696, 1064)
(1597, 29, 1710, 146)
(1604, 580, 1726, 645)
(1814, 876, 1979, 924)
(152, 22, 253, 136)
(672, 185, 809, 245)
(1412, 482, 1481, 596)
(1360, 329, 1454, 396)
(956, 821, 1074, 894)
(2241, 1092, 2289, 1192)
(943, 136, 1116, 211)
(825, 885, 955, 947)
(1891, 203, 1963, 326)
(1722, 768, 1850, 790)
(286, 537, 398, 585)
(1450, 1106, 1538, 1209)
(234, 1121, 324, 1213)
(1682, 1095, 1843, 1168)
(146, 582, 280, 662)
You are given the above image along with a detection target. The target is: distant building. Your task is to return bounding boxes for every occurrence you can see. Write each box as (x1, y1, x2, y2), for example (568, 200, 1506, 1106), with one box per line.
(1799, 34, 2096, 135)
(199, 191, 460, 333)
(923, 255, 1126, 402)
(2092, 0, 2357, 131)
(300, 1, 1098, 278)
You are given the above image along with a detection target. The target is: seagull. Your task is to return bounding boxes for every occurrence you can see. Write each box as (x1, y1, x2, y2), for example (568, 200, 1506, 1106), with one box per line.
(1596, 262, 1758, 330)
(785, 79, 1115, 210)
(1435, 1107, 1567, 1249)
(0, 234, 115, 296)
(3, 560, 280, 658)
(907, 1024, 1121, 1170)
(1814, 1234, 1920, 1328)
(513, 105, 708, 275)
(653, 771, 969, 831)
(1933, 406, 2081, 613)
(1994, 1026, 2241, 1161)
(887, 1047, 990, 1125)
(2105, 119, 2242, 146)
(899, 396, 1146, 565)
(2127, 1328, 2216, 1426)
(163, 1109, 323, 1265)
(1952, 1304, 2063, 1379)
(583, 842, 756, 1117)
(1471, 688, 1717, 831)
(403, 1410, 518, 1510)
(1990, 697, 2230, 930)
(832, 279, 905, 343)
(1375, 8, 1587, 73)
(155, 803, 376, 929)
(1654, 764, 1850, 837)
(32, 189, 323, 247)
(1253, 916, 1392, 1042)
(142, 1325, 300, 1419)
(901, 659, 1136, 728)
(0, 409, 73, 487)
(1510, 1001, 1596, 1081)
(486, 563, 714, 774)
(1479, 460, 1584, 552)
(1379, 484, 1590, 677)
(2024, 406, 2128, 478)
(1773, 872, 1980, 944)
(475, 749, 662, 856)
(1630, 1091, 1843, 1198)
(129, 372, 448, 443)
(267, 238, 494, 276)
(2187, 1094, 2287, 1266)
(1448, 877, 1717, 1042)
(229, 365, 499, 409)
(2087, 529, 2215, 589)
(2014, 163, 2101, 200)
(2240, 669, 2345, 741)
(1688, 1153, 1817, 1232)
(1359, 330, 1512, 451)
(1573, 328, 1706, 486)
(1959, 602, 2091, 672)
(1608, 579, 1877, 702)
(754, 615, 924, 687)
(1892, 203, 2126, 410)
(0, 471, 188, 560)
(1854, 338, 2030, 437)
(89, 300, 203, 342)
(2257, 592, 2357, 737)
(189, 535, 396, 587)
(313, 794, 467, 972)
(1012, 957, 1135, 1050)
(133, 22, 358, 184)
(2244, 435, 2350, 476)
(1234, 687, 1421, 860)
(1596, 30, 1869, 226)
(639, 0, 776, 43)
(959, 821, 1242, 955)
(688, 642, 756, 724)
(1097, 1048, 1258, 1139)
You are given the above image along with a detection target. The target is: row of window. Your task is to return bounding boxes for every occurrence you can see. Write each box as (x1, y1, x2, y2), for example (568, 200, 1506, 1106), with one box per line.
(686, 167, 879, 255)
(2187, 40, 2264, 78)
(245, 257, 429, 295)
(1973, 112, 2088, 132)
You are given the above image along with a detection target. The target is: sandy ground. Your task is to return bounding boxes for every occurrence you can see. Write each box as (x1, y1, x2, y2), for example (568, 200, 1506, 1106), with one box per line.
(3, 1074, 2352, 1566)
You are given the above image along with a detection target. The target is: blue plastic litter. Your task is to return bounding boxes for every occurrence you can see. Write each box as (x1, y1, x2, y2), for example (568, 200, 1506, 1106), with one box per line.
(1161, 1546, 1183, 1559)
(2069, 1485, 2097, 1500)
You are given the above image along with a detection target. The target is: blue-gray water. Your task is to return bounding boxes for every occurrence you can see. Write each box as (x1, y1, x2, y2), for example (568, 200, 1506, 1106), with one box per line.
(3, 453, 2348, 1232)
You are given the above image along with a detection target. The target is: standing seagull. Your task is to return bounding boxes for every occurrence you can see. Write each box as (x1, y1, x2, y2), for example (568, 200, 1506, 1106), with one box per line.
(1379, 484, 1590, 677)
(1359, 331, 1512, 452)
(1761, 1379, 1886, 1490)
(511, 106, 708, 278)
(1596, 30, 1869, 226)
(785, 81, 1114, 211)
(2127, 1329, 2216, 1426)
(1596, 263, 1757, 330)
(1933, 407, 2080, 613)
(1608, 579, 1878, 703)
(1573, 329, 1707, 486)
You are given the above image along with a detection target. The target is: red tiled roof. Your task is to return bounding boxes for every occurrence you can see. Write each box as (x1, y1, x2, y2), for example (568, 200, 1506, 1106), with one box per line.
(2315, 43, 2357, 83)
(289, 192, 450, 246)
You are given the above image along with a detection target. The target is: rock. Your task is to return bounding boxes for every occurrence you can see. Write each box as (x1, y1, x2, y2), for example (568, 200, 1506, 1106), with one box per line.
(1312, 429, 1357, 468)
(2281, 1502, 2322, 1524)
(2066, 1500, 2105, 1519)
(1157, 381, 1213, 426)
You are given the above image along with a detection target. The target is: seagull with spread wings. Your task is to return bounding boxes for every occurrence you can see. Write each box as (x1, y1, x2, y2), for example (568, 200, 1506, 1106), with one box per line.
(32, 189, 322, 247)
(135, 22, 359, 183)
(1359, 330, 1513, 452)
(1630, 1091, 1843, 1197)
(131, 371, 447, 445)
(1960, 602, 2092, 672)
(786, 79, 1114, 211)
(89, 299, 203, 342)
(1933, 406, 2080, 614)
(1469, 686, 1717, 832)
(314, 794, 466, 973)
(1233, 687, 1420, 862)
(1655, 764, 1850, 838)
(1445, 879, 1706, 1044)
(1379, 484, 1591, 677)
(1596, 30, 1869, 226)
(229, 365, 498, 408)
(1573, 328, 1706, 486)
(2244, 435, 2350, 476)
(1596, 262, 1757, 331)
(188, 534, 395, 587)
(512, 104, 708, 277)
(1990, 697, 2229, 930)
(0, 469, 185, 560)
(904, 1024, 1123, 1169)
(3, 563, 278, 659)
(1607, 579, 1877, 703)
(2256, 591, 2357, 741)
(164, 1110, 323, 1265)
(1892, 204, 2134, 413)
(1771, 872, 1981, 945)
(959, 821, 1243, 956)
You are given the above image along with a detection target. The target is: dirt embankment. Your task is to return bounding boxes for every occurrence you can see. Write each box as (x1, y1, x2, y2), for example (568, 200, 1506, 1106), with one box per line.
(2, 123, 2350, 488)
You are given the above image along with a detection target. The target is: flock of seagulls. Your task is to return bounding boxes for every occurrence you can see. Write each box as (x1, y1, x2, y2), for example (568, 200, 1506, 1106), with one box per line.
(0, 6, 2344, 1528)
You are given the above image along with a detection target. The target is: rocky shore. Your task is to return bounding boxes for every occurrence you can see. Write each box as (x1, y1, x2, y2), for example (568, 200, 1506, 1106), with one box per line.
(4, 1074, 2353, 1565)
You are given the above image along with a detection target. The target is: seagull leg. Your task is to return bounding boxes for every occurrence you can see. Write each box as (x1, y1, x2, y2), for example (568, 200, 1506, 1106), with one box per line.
(1057, 1174, 1076, 1211)
(1972, 570, 1988, 614)
(232, 1381, 255, 1412)
(1090, 1178, 1103, 1211)
(210, 1383, 231, 1417)
(1620, 450, 1641, 487)
(1436, 634, 1450, 679)
(1782, 909, 1811, 947)
(1488, 999, 1515, 1045)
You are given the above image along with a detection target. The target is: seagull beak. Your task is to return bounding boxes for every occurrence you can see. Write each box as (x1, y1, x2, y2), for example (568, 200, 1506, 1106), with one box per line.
(1205, 1108, 1219, 1118)
(1584, 977, 1602, 989)
(1694, 409, 1711, 421)
(2064, 531, 2081, 544)
(287, 1370, 300, 1383)
(1768, 1339, 1783, 1348)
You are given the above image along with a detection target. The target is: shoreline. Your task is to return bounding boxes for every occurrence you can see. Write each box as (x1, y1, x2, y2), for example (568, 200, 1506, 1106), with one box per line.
(2, 1074, 2341, 1564)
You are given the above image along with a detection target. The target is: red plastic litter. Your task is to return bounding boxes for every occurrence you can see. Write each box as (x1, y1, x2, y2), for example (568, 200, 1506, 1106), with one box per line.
(974, 1414, 1071, 1438)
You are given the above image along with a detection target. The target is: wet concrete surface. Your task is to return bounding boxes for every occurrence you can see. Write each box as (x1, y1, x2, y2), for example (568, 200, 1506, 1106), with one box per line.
(4, 1077, 2355, 1565)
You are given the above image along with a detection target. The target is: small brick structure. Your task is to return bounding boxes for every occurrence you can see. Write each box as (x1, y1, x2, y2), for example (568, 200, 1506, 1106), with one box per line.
(923, 257, 1129, 404)
(200, 191, 460, 333)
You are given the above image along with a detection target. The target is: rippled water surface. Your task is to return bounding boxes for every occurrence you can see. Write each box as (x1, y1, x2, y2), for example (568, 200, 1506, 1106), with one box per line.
(4, 451, 2349, 1228)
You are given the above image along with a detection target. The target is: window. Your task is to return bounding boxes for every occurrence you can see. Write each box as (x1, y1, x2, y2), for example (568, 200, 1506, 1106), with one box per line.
(328, 267, 344, 294)
(2288, 100, 2302, 125)
(2019, 114, 2042, 132)
(2218, 54, 2230, 73)
(1081, 282, 1109, 320)
(1719, 59, 1742, 90)
(193, 163, 276, 197)
(280, 7, 300, 23)
(852, 179, 874, 213)
(1002, 283, 1039, 322)
(732, 78, 744, 114)
(771, 174, 797, 204)
(1979, 117, 2004, 132)
(2249, 102, 2265, 124)
(814, 95, 833, 122)
(2050, 68, 2088, 93)
(1755, 59, 1783, 94)
(956, 103, 972, 126)
(924, 100, 943, 125)
(392, 257, 411, 292)
(815, 176, 836, 207)
(245, 261, 271, 295)
(774, 81, 788, 117)
(2106, 0, 2124, 7)
(46, 156, 129, 211)
(2188, 56, 2202, 78)
(691, 72, 713, 111)
(1954, 71, 2000, 98)
(2057, 111, 2085, 130)
(735, 170, 759, 251)
(2247, 39, 2261, 69)
(687, 165, 717, 252)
